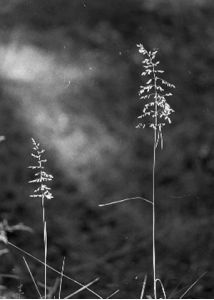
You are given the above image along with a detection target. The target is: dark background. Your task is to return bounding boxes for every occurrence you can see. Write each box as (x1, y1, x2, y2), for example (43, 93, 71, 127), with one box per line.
(0, 0, 213, 298)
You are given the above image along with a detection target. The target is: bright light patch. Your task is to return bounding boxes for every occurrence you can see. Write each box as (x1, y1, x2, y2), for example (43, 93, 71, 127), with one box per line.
(0, 40, 119, 185)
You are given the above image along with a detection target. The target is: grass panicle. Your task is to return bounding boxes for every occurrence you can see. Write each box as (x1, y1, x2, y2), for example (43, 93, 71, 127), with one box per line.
(136, 43, 175, 149)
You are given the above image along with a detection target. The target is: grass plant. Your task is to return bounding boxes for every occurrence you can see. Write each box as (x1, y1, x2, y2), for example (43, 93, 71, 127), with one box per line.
(0, 44, 207, 299)
(100, 44, 175, 299)
(28, 138, 54, 298)
(0, 138, 102, 298)
(136, 43, 175, 299)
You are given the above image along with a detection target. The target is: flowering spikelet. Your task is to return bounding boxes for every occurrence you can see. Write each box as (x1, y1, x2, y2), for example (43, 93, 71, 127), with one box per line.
(136, 43, 175, 148)
(29, 138, 53, 200)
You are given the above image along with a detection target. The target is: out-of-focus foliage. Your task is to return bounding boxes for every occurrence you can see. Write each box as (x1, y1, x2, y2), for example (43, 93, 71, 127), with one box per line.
(0, 0, 213, 298)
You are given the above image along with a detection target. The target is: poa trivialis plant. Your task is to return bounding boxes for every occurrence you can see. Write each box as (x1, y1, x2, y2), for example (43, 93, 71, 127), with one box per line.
(27, 138, 102, 299)
(29, 138, 53, 298)
(136, 43, 175, 299)
(0, 137, 100, 299)
(99, 44, 175, 298)
(0, 137, 103, 299)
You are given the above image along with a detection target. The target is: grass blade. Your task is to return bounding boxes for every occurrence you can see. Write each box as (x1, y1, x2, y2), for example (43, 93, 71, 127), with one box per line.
(179, 272, 207, 299)
(23, 256, 42, 299)
(59, 256, 65, 299)
(99, 196, 153, 207)
(106, 289, 120, 299)
(155, 278, 166, 299)
(64, 277, 99, 299)
(140, 274, 147, 299)
(8, 241, 102, 299)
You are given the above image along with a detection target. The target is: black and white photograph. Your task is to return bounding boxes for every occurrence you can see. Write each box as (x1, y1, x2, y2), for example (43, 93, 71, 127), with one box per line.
(0, 0, 213, 298)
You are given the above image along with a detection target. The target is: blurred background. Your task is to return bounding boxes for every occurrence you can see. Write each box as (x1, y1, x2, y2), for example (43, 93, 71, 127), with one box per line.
(0, 0, 213, 298)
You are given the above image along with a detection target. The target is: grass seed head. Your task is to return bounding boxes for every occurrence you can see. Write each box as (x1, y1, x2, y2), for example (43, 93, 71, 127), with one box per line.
(29, 138, 53, 200)
(136, 44, 175, 147)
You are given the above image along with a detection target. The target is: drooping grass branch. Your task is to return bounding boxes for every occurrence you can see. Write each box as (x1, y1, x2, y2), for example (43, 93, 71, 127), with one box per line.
(99, 196, 153, 207)
(29, 138, 54, 298)
(136, 43, 175, 299)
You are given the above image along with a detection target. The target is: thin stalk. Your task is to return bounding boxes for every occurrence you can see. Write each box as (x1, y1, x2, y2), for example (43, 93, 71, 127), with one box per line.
(140, 274, 147, 299)
(137, 44, 175, 299)
(151, 55, 158, 299)
(42, 194, 47, 299)
(106, 289, 120, 299)
(23, 256, 42, 299)
(152, 128, 157, 299)
(59, 256, 65, 299)
(179, 272, 207, 299)
(64, 277, 99, 299)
